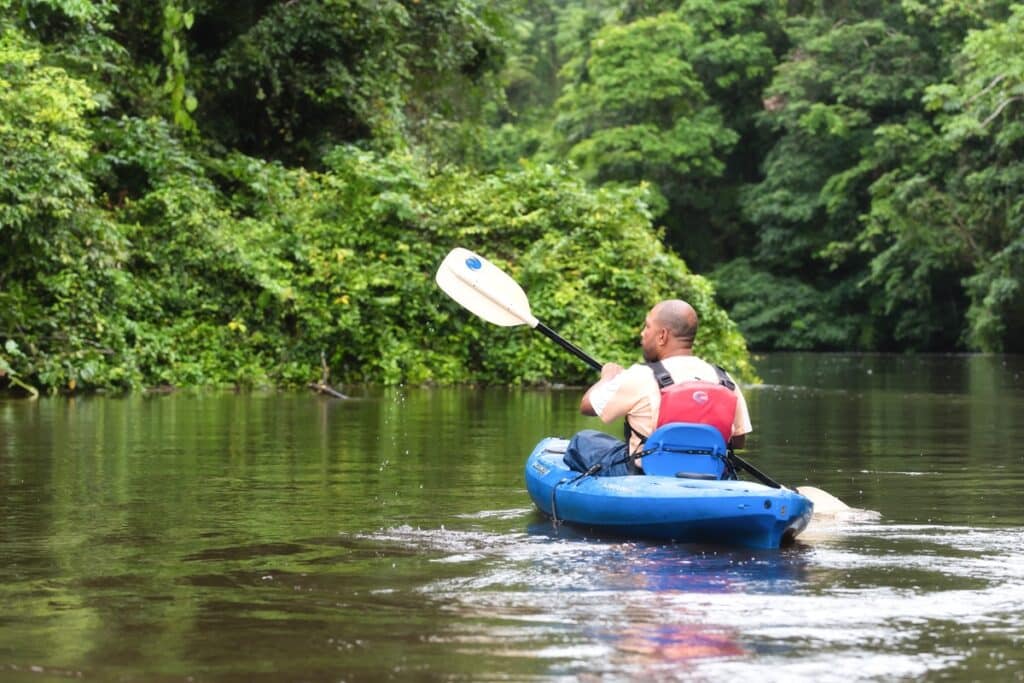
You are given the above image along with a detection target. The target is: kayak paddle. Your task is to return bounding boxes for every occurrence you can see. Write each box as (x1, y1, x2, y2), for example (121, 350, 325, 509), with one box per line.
(434, 247, 848, 511)
(435, 247, 600, 371)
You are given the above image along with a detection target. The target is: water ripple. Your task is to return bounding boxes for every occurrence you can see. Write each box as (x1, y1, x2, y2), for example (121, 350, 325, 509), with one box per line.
(354, 518, 1024, 681)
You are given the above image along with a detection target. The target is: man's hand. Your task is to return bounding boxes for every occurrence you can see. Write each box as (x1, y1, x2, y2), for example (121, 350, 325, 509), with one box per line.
(599, 362, 624, 381)
(580, 362, 624, 416)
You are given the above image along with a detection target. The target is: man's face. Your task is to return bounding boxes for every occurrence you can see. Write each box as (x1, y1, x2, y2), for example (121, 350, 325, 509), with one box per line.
(640, 308, 662, 362)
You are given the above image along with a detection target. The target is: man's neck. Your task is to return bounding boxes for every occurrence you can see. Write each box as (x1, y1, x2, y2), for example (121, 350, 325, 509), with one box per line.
(659, 347, 693, 360)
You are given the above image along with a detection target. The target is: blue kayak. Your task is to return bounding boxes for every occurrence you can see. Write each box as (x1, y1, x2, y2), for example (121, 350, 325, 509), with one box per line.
(524, 437, 813, 549)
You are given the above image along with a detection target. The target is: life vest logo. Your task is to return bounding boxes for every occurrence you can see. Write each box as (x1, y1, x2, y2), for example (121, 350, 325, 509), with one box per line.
(692, 390, 710, 404)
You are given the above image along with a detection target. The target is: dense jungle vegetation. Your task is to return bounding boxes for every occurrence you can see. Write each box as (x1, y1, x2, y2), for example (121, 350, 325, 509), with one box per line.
(1, 0, 1021, 394)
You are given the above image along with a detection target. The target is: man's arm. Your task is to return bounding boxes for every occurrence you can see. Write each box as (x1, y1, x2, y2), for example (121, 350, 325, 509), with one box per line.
(729, 382, 752, 450)
(580, 362, 624, 415)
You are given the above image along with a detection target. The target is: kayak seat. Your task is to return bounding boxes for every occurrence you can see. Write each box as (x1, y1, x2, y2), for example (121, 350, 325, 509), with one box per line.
(640, 422, 731, 479)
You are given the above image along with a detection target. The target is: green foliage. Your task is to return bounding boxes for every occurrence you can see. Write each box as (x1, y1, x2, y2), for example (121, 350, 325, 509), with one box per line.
(511, 0, 786, 268)
(200, 0, 511, 165)
(11, 0, 1024, 393)
(0, 27, 95, 232)
(0, 340, 39, 397)
(3, 106, 754, 392)
(745, 10, 940, 275)
(267, 150, 752, 386)
(161, 0, 197, 131)
(920, 4, 1024, 350)
(422, 161, 755, 383)
(552, 13, 737, 228)
(734, 1, 1018, 350)
(1, 24, 133, 392)
(710, 259, 862, 350)
(677, 0, 785, 125)
(806, 2, 1024, 352)
(849, 119, 972, 349)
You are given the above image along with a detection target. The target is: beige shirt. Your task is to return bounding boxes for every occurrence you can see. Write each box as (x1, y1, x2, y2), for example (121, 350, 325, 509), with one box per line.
(588, 355, 752, 454)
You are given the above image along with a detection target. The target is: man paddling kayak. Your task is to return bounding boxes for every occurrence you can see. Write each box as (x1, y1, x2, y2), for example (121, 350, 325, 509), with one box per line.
(566, 299, 751, 476)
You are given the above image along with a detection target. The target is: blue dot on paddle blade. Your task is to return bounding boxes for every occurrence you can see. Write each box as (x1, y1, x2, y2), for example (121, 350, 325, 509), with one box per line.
(465, 257, 482, 270)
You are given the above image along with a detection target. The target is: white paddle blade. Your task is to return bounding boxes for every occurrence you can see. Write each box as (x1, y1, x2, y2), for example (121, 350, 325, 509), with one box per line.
(435, 247, 539, 328)
(797, 486, 850, 515)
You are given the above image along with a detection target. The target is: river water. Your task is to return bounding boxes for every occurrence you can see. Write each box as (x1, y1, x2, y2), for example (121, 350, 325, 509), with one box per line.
(2, 354, 1023, 681)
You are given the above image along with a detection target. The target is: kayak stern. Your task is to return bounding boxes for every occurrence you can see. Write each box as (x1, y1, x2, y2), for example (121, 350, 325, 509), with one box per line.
(525, 438, 813, 550)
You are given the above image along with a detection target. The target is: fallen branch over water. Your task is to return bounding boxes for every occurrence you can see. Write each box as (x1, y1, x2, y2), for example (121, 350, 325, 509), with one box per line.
(0, 372, 39, 399)
(308, 350, 349, 399)
(308, 381, 348, 399)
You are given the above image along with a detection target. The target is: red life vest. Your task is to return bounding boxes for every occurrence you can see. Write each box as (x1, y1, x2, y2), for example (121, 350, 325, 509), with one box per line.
(626, 361, 741, 448)
(655, 381, 738, 445)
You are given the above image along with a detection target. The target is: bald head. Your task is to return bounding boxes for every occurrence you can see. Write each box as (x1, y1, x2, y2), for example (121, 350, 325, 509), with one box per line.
(641, 299, 698, 361)
(652, 299, 698, 345)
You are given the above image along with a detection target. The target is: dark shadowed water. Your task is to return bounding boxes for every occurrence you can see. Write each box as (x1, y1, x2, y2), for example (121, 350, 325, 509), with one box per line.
(2, 354, 1023, 681)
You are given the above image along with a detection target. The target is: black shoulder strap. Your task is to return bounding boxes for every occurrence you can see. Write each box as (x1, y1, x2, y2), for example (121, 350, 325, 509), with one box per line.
(648, 360, 674, 389)
(627, 361, 674, 445)
(713, 364, 736, 391)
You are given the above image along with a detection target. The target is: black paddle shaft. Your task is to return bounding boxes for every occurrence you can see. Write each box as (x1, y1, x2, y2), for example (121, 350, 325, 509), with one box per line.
(728, 452, 783, 489)
(535, 322, 602, 372)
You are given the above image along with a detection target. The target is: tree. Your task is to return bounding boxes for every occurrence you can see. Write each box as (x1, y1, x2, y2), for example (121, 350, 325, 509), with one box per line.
(193, 0, 512, 165)
(552, 12, 738, 265)
(0, 21, 131, 390)
(733, 2, 990, 350)
(860, 3, 1024, 351)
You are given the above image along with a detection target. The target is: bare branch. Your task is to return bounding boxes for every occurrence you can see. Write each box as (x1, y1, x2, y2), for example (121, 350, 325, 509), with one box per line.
(308, 350, 349, 399)
(966, 73, 1007, 107)
(982, 96, 1023, 127)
